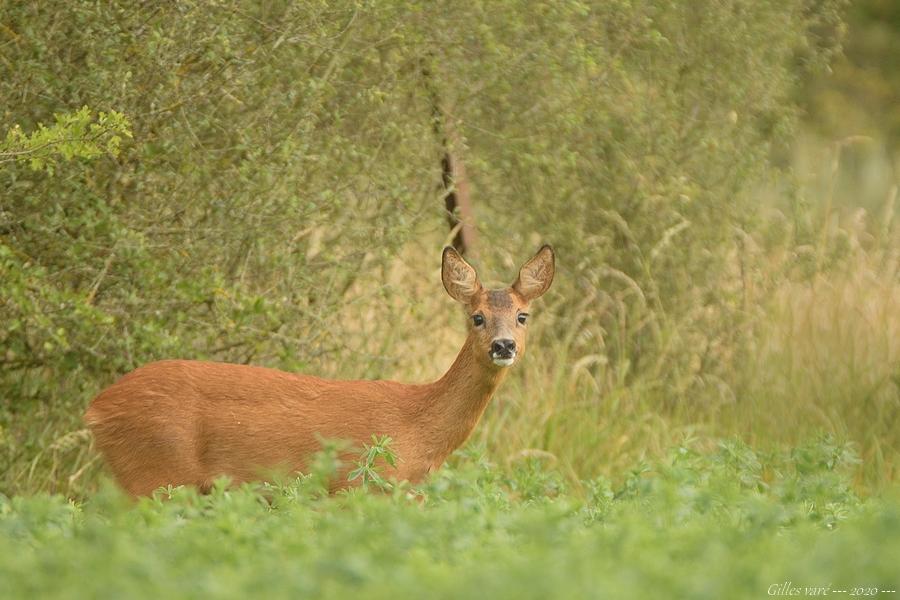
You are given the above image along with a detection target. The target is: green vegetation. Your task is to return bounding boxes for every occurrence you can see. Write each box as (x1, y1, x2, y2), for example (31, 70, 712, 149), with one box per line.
(1, 0, 898, 595)
(2, 438, 897, 599)
(1, 107, 131, 174)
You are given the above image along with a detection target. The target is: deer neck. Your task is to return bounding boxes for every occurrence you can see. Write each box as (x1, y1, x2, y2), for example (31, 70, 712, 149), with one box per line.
(417, 334, 508, 460)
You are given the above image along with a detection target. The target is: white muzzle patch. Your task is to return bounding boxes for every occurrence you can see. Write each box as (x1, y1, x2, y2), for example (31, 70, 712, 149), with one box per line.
(491, 355, 515, 367)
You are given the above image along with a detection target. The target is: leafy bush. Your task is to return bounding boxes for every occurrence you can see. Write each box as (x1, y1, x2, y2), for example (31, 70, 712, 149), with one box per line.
(2, 1, 884, 498)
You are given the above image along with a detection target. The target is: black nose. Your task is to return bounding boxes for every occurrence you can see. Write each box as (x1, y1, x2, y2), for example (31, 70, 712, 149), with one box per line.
(491, 339, 516, 356)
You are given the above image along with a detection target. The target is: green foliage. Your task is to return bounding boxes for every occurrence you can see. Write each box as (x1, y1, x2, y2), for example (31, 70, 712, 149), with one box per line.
(804, 0, 900, 149)
(1, 107, 131, 174)
(347, 435, 398, 492)
(1, 440, 896, 599)
(2, 0, 894, 501)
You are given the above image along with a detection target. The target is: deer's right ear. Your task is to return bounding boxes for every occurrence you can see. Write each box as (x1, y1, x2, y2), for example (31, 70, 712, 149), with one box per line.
(442, 246, 482, 304)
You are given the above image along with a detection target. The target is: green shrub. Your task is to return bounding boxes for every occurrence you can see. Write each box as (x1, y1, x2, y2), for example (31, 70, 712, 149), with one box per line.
(0, 1, 869, 496)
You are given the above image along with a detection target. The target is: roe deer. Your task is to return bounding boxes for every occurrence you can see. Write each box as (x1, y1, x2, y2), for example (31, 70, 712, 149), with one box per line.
(85, 245, 555, 496)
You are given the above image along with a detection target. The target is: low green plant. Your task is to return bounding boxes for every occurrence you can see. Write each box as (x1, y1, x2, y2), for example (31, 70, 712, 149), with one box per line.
(347, 435, 399, 492)
(0, 439, 896, 600)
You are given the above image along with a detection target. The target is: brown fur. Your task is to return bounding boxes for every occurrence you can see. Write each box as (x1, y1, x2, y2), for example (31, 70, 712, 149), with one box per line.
(85, 246, 555, 496)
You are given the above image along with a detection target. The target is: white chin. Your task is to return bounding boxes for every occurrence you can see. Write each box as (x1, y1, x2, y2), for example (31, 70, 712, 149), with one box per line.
(492, 357, 515, 367)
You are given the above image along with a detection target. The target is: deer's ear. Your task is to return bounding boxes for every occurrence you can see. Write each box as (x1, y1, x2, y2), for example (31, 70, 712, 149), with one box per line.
(513, 245, 555, 301)
(442, 246, 482, 304)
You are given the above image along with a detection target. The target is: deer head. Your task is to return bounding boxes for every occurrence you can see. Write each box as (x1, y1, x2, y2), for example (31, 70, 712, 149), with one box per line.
(441, 245, 555, 369)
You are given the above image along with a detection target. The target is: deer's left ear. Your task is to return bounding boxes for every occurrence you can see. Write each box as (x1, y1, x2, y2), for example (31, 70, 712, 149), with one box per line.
(513, 245, 555, 301)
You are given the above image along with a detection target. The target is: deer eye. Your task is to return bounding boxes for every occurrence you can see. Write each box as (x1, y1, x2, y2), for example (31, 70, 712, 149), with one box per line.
(472, 314, 485, 327)
(517, 313, 528, 325)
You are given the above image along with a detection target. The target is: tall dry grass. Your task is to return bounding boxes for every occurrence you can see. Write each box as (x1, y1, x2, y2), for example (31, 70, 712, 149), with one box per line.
(467, 141, 900, 492)
(464, 230, 898, 492)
